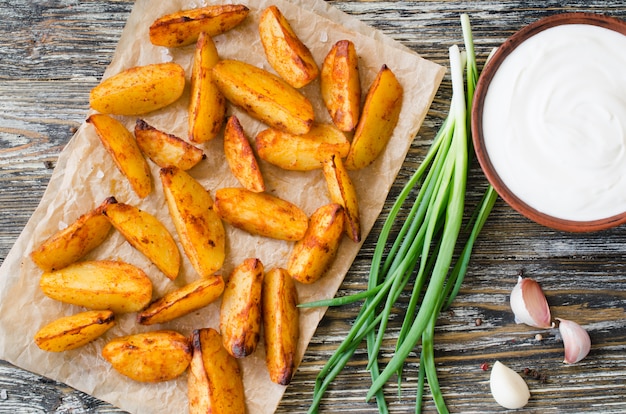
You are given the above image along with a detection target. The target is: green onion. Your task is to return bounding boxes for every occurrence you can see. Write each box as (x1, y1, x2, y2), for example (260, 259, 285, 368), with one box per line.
(302, 14, 498, 413)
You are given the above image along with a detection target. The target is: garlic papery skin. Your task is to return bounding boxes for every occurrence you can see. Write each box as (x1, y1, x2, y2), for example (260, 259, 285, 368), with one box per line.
(489, 360, 530, 409)
(510, 276, 552, 328)
(557, 318, 591, 364)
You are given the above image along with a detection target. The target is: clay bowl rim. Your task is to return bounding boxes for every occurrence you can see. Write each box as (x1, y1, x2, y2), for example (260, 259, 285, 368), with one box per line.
(471, 12, 626, 233)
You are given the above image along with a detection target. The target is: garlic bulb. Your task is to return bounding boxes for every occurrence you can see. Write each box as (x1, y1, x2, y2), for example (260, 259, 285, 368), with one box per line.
(489, 360, 530, 409)
(557, 318, 591, 364)
(510, 276, 552, 329)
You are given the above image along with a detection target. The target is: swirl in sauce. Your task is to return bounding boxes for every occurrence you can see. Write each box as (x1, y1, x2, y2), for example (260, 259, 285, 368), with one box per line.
(482, 24, 626, 221)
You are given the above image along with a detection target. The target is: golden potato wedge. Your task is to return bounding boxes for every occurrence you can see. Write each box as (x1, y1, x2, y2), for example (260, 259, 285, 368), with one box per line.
(189, 32, 225, 143)
(220, 258, 264, 358)
(345, 65, 404, 170)
(262, 268, 299, 385)
(259, 5, 319, 89)
(322, 154, 361, 242)
(224, 115, 265, 192)
(103, 201, 180, 280)
(87, 114, 152, 198)
(135, 119, 205, 170)
(287, 203, 344, 284)
(102, 330, 192, 383)
(137, 275, 225, 325)
(39, 260, 153, 313)
(149, 4, 250, 48)
(321, 39, 361, 132)
(160, 166, 225, 278)
(30, 197, 115, 272)
(214, 187, 308, 241)
(212, 59, 314, 135)
(34, 310, 115, 352)
(188, 328, 245, 414)
(89, 62, 185, 116)
(255, 123, 350, 171)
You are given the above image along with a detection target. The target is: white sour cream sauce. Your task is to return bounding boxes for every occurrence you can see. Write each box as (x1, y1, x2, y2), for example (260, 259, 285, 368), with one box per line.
(482, 24, 626, 221)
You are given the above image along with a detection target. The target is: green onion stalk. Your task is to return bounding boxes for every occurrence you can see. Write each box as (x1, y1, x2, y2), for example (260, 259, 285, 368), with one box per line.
(301, 14, 499, 413)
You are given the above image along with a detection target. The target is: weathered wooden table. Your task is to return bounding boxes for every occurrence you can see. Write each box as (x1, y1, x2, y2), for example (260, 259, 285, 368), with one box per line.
(1, 1, 625, 413)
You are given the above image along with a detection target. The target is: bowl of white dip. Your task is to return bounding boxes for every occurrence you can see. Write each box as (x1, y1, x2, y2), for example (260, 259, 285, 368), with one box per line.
(472, 13, 626, 232)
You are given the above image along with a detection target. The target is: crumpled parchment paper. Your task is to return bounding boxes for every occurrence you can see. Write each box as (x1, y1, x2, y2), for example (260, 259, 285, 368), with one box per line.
(0, 0, 444, 412)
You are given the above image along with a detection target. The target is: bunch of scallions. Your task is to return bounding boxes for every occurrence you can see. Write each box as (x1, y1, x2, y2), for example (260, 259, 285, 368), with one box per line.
(301, 14, 499, 414)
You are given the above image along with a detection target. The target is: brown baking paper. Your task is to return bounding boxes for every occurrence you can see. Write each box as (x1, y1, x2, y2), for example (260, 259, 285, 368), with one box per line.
(0, 0, 444, 412)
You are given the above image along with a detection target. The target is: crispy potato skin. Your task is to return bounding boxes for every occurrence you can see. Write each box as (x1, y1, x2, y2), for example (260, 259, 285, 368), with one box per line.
(259, 5, 319, 88)
(103, 201, 180, 280)
(321, 40, 361, 132)
(255, 123, 350, 171)
(135, 119, 205, 170)
(189, 32, 225, 143)
(262, 268, 299, 385)
(188, 328, 245, 414)
(160, 166, 226, 278)
(322, 154, 361, 242)
(30, 197, 115, 272)
(224, 115, 265, 192)
(89, 62, 185, 116)
(87, 114, 152, 198)
(212, 59, 315, 135)
(137, 275, 225, 325)
(287, 203, 345, 284)
(214, 187, 309, 241)
(39, 260, 153, 313)
(102, 330, 192, 383)
(149, 5, 250, 48)
(34, 310, 115, 352)
(345, 65, 404, 170)
(220, 258, 264, 358)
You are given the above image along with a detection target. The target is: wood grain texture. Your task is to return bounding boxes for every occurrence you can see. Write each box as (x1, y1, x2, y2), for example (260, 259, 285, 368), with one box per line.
(1, 1, 625, 413)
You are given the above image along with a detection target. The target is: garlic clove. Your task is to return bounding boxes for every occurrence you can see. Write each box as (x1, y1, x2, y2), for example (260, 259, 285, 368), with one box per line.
(557, 318, 591, 364)
(510, 276, 552, 329)
(489, 360, 531, 409)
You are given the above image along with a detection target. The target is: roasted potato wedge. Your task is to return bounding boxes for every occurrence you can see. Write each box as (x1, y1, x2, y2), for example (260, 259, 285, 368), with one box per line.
(87, 114, 152, 198)
(189, 32, 225, 143)
(39, 260, 153, 313)
(219, 258, 264, 358)
(30, 197, 115, 272)
(223, 115, 265, 192)
(34, 310, 115, 352)
(137, 276, 225, 325)
(255, 123, 350, 171)
(102, 330, 192, 383)
(322, 154, 361, 242)
(90, 62, 185, 116)
(345, 65, 404, 170)
(149, 4, 250, 48)
(103, 201, 180, 280)
(160, 166, 225, 278)
(188, 328, 245, 414)
(212, 59, 315, 135)
(214, 187, 308, 241)
(259, 5, 319, 88)
(321, 39, 361, 132)
(135, 119, 205, 170)
(287, 203, 344, 284)
(262, 268, 299, 385)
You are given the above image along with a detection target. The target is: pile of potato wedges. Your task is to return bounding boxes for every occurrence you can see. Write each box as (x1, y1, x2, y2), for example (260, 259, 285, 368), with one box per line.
(29, 3, 403, 412)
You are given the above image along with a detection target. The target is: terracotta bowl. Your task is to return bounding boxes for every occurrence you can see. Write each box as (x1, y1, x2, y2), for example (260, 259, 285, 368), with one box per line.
(472, 12, 626, 232)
